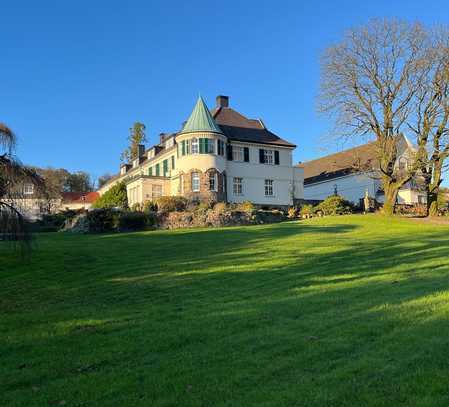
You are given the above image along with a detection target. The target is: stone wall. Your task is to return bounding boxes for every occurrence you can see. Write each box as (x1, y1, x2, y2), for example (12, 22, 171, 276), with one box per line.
(180, 168, 226, 203)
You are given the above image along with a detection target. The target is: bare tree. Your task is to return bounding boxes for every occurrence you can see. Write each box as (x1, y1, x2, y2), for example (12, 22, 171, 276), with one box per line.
(409, 30, 449, 216)
(0, 123, 44, 250)
(319, 19, 430, 215)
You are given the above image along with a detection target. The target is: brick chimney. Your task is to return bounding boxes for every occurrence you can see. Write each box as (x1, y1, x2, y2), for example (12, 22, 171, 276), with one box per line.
(137, 144, 145, 158)
(216, 95, 229, 108)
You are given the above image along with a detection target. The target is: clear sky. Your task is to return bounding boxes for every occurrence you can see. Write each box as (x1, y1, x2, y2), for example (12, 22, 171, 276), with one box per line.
(2, 0, 448, 181)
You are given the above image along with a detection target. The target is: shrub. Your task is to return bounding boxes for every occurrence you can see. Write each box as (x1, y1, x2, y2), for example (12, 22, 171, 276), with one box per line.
(86, 208, 120, 233)
(213, 202, 228, 214)
(143, 200, 158, 213)
(145, 211, 158, 227)
(316, 195, 354, 216)
(287, 207, 299, 219)
(93, 182, 128, 209)
(156, 196, 187, 213)
(118, 211, 147, 231)
(300, 204, 315, 218)
(33, 213, 67, 232)
(131, 202, 143, 212)
(236, 200, 255, 213)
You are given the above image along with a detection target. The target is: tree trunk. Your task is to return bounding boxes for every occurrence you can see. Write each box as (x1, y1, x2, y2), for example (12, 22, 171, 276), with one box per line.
(428, 192, 438, 217)
(383, 181, 399, 216)
(428, 160, 443, 217)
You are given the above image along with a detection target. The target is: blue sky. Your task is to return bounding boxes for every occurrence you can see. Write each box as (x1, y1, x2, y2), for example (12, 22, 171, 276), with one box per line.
(2, 0, 448, 181)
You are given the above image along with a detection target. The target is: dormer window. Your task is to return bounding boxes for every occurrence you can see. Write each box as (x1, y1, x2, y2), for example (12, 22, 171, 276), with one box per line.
(133, 158, 139, 168)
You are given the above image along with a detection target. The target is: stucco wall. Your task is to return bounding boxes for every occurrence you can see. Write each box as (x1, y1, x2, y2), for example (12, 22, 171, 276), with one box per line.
(304, 173, 378, 204)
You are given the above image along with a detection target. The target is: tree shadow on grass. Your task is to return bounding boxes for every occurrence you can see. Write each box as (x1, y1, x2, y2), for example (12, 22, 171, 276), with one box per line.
(4, 220, 449, 406)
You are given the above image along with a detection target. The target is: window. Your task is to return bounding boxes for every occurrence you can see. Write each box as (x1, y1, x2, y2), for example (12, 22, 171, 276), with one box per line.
(23, 184, 34, 195)
(205, 139, 214, 154)
(191, 172, 200, 192)
(191, 138, 199, 154)
(209, 173, 217, 191)
(217, 140, 225, 156)
(264, 179, 274, 196)
(155, 163, 160, 176)
(148, 167, 153, 176)
(233, 177, 243, 195)
(152, 184, 162, 199)
(418, 195, 426, 204)
(171, 156, 175, 170)
(264, 150, 273, 165)
(163, 159, 168, 177)
(233, 146, 244, 162)
(399, 158, 408, 170)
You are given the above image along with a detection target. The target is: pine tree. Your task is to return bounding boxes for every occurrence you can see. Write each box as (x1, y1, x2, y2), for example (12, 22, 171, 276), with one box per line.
(120, 122, 147, 162)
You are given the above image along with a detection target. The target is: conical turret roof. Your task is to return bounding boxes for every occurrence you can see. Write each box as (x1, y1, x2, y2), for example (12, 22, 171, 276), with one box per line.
(180, 96, 223, 135)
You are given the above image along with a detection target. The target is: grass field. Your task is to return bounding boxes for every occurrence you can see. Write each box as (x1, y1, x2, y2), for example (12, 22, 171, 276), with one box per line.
(2, 215, 449, 406)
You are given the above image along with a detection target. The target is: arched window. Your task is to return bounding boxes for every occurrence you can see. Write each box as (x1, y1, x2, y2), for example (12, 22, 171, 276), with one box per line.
(399, 157, 408, 170)
(209, 172, 217, 191)
(191, 138, 199, 154)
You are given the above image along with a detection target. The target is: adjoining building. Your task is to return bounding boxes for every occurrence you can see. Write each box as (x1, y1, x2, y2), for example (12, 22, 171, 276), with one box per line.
(100, 95, 304, 208)
(299, 135, 426, 206)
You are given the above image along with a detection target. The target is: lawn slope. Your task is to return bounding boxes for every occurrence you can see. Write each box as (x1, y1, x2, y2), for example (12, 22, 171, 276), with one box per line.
(1, 215, 449, 406)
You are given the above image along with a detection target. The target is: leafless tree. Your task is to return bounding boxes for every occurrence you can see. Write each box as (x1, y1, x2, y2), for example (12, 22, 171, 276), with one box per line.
(0, 123, 45, 251)
(319, 19, 430, 215)
(408, 29, 449, 216)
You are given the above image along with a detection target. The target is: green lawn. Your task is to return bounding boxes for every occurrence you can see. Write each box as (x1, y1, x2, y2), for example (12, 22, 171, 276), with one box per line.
(2, 215, 449, 406)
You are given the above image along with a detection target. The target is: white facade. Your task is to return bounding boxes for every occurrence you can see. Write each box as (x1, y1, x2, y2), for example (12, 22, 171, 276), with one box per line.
(100, 137, 303, 207)
(303, 137, 426, 205)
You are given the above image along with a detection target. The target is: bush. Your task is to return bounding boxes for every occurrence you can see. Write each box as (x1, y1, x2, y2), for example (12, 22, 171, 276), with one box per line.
(236, 200, 255, 213)
(131, 202, 143, 212)
(316, 195, 354, 216)
(93, 182, 128, 209)
(213, 202, 228, 214)
(118, 211, 147, 231)
(287, 207, 299, 219)
(143, 200, 158, 213)
(300, 204, 315, 218)
(156, 196, 187, 213)
(86, 208, 120, 233)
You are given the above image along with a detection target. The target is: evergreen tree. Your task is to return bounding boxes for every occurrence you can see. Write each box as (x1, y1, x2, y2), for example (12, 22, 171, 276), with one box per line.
(121, 122, 147, 162)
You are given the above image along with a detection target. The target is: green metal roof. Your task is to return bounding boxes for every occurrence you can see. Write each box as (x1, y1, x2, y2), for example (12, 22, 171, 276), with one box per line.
(180, 96, 223, 135)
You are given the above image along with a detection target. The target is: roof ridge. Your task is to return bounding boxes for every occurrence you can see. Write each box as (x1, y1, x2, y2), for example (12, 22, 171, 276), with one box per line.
(299, 142, 376, 166)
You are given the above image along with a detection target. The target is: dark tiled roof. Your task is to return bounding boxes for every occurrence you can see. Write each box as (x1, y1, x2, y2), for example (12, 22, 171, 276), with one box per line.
(299, 143, 378, 185)
(211, 107, 296, 148)
(62, 191, 99, 203)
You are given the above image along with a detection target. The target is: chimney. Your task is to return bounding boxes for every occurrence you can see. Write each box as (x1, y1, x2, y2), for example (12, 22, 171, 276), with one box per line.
(137, 144, 145, 158)
(216, 95, 229, 108)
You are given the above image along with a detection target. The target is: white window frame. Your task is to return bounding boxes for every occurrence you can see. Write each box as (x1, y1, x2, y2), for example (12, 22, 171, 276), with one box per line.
(233, 177, 243, 195)
(191, 172, 200, 192)
(208, 173, 217, 191)
(264, 150, 274, 165)
(191, 138, 199, 154)
(264, 179, 274, 196)
(23, 184, 34, 195)
(233, 146, 244, 162)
